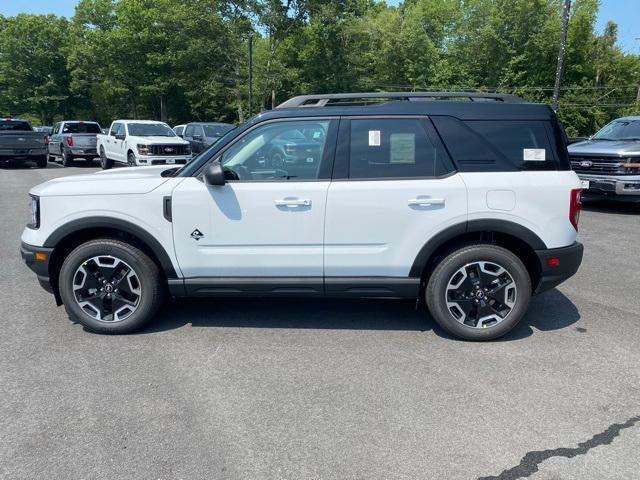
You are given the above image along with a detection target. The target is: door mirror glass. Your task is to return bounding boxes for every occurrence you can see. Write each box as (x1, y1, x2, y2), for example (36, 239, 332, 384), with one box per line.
(204, 162, 226, 186)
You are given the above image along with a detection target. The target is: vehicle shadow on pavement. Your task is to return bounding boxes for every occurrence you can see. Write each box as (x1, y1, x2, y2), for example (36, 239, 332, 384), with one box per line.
(142, 288, 580, 341)
(582, 199, 640, 215)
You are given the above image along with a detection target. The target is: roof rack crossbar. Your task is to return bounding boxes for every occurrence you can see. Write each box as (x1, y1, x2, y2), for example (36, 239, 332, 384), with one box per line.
(277, 92, 524, 108)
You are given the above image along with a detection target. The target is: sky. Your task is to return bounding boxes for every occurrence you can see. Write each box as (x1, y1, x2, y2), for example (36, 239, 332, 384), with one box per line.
(0, 0, 638, 53)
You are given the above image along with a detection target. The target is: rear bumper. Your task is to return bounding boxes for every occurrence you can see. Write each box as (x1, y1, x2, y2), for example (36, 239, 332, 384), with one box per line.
(534, 242, 583, 294)
(20, 242, 54, 293)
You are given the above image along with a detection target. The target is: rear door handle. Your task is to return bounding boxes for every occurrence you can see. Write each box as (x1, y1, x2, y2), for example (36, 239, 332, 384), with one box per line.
(275, 198, 312, 207)
(408, 197, 445, 206)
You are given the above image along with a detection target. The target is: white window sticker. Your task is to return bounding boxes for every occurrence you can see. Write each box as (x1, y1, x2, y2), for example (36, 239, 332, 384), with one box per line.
(368, 130, 381, 147)
(523, 148, 546, 161)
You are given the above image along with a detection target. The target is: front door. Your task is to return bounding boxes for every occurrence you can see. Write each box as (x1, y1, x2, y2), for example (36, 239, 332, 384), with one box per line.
(171, 118, 337, 283)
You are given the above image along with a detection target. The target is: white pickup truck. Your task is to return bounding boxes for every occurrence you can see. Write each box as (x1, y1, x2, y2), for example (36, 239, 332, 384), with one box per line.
(96, 120, 192, 169)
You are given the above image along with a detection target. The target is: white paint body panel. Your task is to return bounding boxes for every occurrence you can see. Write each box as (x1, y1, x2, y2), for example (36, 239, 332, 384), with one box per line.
(324, 176, 468, 277)
(461, 171, 582, 248)
(171, 178, 329, 277)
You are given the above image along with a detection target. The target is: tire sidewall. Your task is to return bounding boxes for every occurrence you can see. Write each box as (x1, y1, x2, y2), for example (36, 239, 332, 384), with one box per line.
(62, 148, 73, 166)
(426, 245, 531, 341)
(58, 240, 161, 334)
(127, 152, 136, 167)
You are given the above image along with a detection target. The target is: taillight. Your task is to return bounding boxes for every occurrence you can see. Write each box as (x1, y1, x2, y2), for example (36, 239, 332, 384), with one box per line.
(569, 188, 582, 231)
(65, 136, 73, 146)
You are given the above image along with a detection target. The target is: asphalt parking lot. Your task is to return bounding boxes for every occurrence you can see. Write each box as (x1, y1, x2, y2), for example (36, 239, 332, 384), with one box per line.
(1, 161, 639, 480)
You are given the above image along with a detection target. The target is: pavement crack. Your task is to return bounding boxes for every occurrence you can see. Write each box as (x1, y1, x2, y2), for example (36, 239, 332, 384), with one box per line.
(477, 415, 640, 480)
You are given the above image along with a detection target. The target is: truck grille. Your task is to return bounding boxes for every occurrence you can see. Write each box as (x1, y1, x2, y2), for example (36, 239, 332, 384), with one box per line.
(570, 155, 639, 176)
(150, 144, 189, 156)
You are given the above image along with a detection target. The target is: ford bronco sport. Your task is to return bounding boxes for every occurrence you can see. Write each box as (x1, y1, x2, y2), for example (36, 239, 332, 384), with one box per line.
(21, 92, 583, 340)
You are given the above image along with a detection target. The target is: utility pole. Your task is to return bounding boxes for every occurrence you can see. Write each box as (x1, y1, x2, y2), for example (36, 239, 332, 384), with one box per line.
(552, 0, 571, 111)
(248, 34, 253, 117)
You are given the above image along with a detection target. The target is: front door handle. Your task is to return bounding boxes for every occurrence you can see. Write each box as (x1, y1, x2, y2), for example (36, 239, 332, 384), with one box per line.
(275, 198, 312, 207)
(408, 197, 445, 206)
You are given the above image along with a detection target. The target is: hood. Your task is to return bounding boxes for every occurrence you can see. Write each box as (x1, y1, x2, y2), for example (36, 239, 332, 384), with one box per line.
(30, 166, 176, 197)
(568, 139, 640, 157)
(128, 135, 189, 145)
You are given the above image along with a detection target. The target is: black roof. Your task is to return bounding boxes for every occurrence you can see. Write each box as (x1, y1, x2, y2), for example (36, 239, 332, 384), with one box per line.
(254, 99, 555, 122)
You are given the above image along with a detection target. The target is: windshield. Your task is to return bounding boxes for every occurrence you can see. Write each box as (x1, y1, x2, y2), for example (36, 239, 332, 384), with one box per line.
(63, 122, 102, 134)
(0, 121, 31, 131)
(128, 123, 176, 137)
(593, 120, 640, 141)
(204, 124, 233, 138)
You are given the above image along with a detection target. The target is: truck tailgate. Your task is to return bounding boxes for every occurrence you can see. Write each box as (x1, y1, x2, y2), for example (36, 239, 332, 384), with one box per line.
(69, 134, 98, 148)
(0, 132, 46, 151)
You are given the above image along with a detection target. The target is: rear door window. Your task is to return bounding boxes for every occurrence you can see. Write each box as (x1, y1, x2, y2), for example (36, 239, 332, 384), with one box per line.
(431, 117, 558, 171)
(348, 118, 449, 179)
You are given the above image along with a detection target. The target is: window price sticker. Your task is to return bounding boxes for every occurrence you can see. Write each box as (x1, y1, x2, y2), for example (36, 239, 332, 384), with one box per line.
(523, 148, 546, 161)
(368, 130, 381, 146)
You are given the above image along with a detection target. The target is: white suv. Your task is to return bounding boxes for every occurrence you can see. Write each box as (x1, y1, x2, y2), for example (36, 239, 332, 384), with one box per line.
(21, 92, 583, 340)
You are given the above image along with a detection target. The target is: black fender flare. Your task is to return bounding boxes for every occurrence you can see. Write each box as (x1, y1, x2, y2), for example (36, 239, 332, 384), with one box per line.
(409, 219, 546, 278)
(44, 216, 178, 278)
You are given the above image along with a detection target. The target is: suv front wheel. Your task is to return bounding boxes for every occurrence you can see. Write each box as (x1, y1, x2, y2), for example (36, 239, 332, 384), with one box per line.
(426, 244, 531, 341)
(58, 239, 164, 334)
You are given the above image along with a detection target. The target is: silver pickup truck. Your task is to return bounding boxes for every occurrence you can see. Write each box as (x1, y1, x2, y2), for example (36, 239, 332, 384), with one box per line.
(568, 116, 640, 202)
(0, 118, 49, 168)
(48, 120, 102, 166)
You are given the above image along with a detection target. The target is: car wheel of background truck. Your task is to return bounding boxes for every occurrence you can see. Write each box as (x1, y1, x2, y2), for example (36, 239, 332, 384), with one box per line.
(425, 244, 531, 341)
(58, 238, 164, 334)
(99, 147, 113, 170)
(61, 148, 74, 167)
(127, 152, 136, 167)
(35, 155, 48, 168)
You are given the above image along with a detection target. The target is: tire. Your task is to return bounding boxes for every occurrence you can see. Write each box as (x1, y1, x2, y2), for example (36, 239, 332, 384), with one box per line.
(58, 239, 164, 334)
(425, 244, 531, 341)
(127, 152, 137, 167)
(61, 148, 74, 167)
(35, 155, 48, 168)
(99, 147, 113, 170)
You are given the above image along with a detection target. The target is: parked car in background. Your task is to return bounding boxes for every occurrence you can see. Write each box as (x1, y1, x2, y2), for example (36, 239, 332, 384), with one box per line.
(0, 118, 48, 168)
(182, 122, 234, 154)
(96, 120, 191, 169)
(173, 124, 186, 137)
(48, 121, 102, 166)
(568, 116, 640, 202)
(34, 126, 53, 136)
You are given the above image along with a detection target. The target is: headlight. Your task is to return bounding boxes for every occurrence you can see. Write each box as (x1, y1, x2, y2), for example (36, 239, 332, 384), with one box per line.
(28, 195, 40, 229)
(137, 144, 151, 155)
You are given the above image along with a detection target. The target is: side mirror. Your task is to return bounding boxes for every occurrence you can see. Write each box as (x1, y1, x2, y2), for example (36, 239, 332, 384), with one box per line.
(193, 134, 202, 141)
(204, 162, 226, 186)
(115, 133, 126, 140)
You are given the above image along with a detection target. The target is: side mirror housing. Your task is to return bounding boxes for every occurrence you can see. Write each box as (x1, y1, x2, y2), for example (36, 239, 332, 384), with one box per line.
(204, 162, 226, 186)
(115, 133, 126, 140)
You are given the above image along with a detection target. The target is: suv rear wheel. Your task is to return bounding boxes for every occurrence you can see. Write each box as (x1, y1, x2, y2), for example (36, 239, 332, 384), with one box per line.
(61, 148, 73, 167)
(425, 244, 531, 341)
(58, 239, 164, 334)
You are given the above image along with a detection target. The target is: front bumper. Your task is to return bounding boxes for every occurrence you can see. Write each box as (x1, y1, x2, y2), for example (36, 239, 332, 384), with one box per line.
(534, 242, 583, 294)
(136, 156, 191, 166)
(20, 242, 54, 293)
(577, 173, 640, 197)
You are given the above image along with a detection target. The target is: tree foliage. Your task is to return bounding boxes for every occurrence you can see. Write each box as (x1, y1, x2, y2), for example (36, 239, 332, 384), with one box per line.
(0, 0, 638, 135)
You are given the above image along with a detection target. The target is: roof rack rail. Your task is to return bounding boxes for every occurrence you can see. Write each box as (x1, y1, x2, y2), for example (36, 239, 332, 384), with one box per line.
(277, 91, 524, 108)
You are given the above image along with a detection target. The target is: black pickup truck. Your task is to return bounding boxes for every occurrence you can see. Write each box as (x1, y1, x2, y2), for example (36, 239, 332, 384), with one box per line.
(0, 119, 49, 168)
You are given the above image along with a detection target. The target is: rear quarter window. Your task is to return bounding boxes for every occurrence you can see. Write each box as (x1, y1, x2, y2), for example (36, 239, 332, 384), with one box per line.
(431, 117, 561, 172)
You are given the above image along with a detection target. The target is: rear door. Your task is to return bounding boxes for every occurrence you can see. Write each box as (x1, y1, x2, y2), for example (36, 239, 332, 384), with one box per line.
(324, 116, 467, 290)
